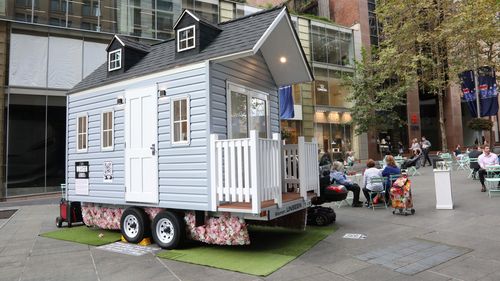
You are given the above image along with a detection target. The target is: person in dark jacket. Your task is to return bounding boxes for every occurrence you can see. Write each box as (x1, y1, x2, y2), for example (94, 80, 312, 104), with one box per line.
(381, 155, 401, 202)
(468, 146, 482, 179)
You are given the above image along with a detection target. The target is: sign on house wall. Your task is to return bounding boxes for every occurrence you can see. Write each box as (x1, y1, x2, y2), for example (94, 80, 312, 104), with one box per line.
(104, 161, 113, 183)
(75, 161, 89, 195)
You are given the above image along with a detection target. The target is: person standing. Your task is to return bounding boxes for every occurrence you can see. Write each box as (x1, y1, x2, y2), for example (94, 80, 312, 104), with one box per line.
(477, 145, 499, 192)
(421, 136, 432, 167)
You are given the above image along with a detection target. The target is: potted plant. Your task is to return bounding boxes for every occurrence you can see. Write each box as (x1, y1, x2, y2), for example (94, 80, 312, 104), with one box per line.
(467, 118, 493, 145)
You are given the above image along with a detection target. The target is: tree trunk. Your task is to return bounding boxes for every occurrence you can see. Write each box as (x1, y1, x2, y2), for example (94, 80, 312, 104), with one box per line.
(437, 93, 447, 151)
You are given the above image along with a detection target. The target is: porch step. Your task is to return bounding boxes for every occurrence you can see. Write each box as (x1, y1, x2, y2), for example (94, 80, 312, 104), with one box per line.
(217, 192, 316, 213)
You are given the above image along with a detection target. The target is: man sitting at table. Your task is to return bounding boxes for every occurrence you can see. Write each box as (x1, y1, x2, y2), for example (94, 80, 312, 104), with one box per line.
(330, 161, 363, 207)
(478, 145, 499, 192)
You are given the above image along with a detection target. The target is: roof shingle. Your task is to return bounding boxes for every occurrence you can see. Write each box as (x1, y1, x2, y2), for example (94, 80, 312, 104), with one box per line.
(69, 7, 283, 94)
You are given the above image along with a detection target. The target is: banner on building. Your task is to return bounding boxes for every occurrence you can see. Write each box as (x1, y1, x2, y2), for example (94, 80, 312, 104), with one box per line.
(458, 70, 477, 117)
(478, 66, 498, 117)
(279, 85, 295, 119)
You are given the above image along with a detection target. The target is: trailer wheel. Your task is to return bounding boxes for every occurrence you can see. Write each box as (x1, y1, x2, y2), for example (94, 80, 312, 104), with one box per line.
(120, 207, 150, 244)
(152, 211, 185, 249)
(56, 217, 63, 228)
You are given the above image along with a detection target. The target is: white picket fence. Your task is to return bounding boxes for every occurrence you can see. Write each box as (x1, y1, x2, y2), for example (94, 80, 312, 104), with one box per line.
(210, 131, 319, 214)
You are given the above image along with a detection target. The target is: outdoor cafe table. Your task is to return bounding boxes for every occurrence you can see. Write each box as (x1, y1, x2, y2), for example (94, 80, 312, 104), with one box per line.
(347, 173, 363, 186)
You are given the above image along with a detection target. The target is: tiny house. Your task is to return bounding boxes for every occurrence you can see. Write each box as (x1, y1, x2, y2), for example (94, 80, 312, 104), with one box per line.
(66, 7, 319, 249)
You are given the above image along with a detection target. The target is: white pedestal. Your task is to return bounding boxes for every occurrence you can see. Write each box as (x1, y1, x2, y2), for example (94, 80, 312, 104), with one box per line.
(434, 169, 453, 209)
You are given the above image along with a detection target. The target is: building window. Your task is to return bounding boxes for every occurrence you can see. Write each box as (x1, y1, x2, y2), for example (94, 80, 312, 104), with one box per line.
(77, 115, 88, 152)
(171, 97, 190, 144)
(108, 49, 121, 71)
(177, 25, 195, 52)
(101, 111, 114, 150)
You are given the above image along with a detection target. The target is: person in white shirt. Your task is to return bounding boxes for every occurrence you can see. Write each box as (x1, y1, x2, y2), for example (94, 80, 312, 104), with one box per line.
(477, 145, 499, 192)
(362, 159, 383, 206)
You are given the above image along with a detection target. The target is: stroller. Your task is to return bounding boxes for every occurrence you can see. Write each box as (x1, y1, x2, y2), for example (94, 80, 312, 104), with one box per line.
(390, 175, 415, 216)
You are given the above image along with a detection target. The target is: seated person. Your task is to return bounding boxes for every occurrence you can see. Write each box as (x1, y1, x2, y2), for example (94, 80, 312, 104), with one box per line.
(401, 149, 421, 170)
(454, 144, 463, 160)
(346, 151, 355, 167)
(381, 155, 401, 201)
(477, 145, 499, 192)
(330, 161, 363, 207)
(468, 146, 482, 178)
(362, 159, 384, 206)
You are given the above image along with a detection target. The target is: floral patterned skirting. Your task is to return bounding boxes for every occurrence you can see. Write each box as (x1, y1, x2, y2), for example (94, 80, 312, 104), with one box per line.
(81, 204, 250, 245)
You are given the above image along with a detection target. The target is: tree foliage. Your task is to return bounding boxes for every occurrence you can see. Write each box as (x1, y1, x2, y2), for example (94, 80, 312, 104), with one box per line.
(346, 0, 498, 150)
(344, 49, 410, 135)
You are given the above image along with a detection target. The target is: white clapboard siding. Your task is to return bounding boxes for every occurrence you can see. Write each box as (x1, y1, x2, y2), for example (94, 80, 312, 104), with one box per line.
(209, 53, 279, 137)
(67, 62, 211, 210)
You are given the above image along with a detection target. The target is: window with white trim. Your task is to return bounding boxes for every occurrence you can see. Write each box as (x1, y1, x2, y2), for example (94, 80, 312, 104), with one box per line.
(171, 97, 190, 144)
(227, 83, 269, 139)
(77, 115, 88, 152)
(101, 111, 114, 150)
(108, 49, 121, 71)
(177, 26, 195, 52)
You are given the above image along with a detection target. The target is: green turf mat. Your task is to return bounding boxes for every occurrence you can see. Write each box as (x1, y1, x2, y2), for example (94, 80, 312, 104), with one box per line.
(40, 226, 122, 246)
(157, 225, 336, 276)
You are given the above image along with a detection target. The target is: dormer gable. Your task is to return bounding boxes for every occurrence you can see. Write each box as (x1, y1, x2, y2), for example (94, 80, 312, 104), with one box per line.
(106, 35, 150, 76)
(173, 9, 222, 59)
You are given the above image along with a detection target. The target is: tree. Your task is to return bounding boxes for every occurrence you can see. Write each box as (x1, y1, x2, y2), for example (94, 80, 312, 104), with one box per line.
(374, 0, 499, 151)
(344, 49, 410, 135)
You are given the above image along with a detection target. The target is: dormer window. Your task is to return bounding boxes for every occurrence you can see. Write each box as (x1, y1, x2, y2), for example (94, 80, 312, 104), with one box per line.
(108, 49, 122, 71)
(177, 26, 195, 52)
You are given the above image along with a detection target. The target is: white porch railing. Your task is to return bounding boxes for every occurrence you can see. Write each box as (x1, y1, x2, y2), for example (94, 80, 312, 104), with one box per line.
(210, 131, 282, 214)
(298, 137, 320, 198)
(283, 137, 320, 199)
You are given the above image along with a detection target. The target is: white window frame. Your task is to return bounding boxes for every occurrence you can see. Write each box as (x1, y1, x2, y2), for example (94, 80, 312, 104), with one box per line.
(76, 114, 88, 153)
(101, 110, 114, 151)
(226, 82, 270, 139)
(108, 49, 122, 71)
(170, 96, 190, 145)
(177, 25, 196, 52)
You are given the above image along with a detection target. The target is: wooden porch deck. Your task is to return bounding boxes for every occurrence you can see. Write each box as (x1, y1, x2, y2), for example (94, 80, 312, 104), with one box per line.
(218, 191, 316, 211)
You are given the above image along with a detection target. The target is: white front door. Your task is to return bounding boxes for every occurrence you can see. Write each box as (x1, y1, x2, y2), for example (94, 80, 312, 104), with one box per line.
(125, 86, 158, 203)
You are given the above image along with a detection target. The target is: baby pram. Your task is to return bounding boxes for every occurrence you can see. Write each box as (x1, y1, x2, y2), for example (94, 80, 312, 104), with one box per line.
(390, 175, 415, 216)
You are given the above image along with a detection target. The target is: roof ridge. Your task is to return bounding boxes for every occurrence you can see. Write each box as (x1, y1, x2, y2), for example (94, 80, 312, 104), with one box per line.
(219, 6, 283, 25)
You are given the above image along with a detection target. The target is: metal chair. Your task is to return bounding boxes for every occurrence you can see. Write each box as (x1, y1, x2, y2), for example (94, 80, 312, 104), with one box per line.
(368, 176, 388, 210)
(468, 158, 479, 179)
(485, 166, 500, 198)
(456, 155, 469, 171)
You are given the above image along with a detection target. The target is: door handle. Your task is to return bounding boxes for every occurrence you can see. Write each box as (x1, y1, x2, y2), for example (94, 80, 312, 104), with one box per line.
(150, 144, 156, 155)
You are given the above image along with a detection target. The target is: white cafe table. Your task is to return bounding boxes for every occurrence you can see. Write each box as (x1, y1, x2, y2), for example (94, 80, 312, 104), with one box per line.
(347, 173, 363, 186)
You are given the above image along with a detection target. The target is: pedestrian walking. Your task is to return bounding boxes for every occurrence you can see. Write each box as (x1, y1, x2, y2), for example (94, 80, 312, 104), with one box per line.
(421, 136, 432, 167)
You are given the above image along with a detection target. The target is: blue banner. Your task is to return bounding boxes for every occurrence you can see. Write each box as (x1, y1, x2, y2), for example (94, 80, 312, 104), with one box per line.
(279, 86, 295, 119)
(478, 66, 498, 117)
(459, 70, 477, 117)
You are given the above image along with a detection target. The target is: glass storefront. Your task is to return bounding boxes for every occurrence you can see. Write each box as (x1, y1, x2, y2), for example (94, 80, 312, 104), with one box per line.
(6, 94, 66, 196)
(314, 111, 352, 160)
(2, 0, 221, 40)
(311, 22, 354, 67)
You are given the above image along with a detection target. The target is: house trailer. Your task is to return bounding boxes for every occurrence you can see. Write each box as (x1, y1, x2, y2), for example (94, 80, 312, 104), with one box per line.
(66, 6, 319, 249)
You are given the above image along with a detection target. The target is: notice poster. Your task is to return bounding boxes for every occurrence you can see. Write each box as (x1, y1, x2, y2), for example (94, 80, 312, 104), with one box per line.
(75, 179, 89, 195)
(75, 161, 89, 195)
(104, 161, 113, 183)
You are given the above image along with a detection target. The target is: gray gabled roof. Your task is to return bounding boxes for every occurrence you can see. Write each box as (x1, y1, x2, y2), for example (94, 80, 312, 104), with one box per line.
(69, 7, 285, 94)
(105, 35, 151, 53)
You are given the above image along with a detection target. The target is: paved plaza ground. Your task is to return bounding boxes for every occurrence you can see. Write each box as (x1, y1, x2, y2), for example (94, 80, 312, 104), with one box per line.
(1, 166, 500, 281)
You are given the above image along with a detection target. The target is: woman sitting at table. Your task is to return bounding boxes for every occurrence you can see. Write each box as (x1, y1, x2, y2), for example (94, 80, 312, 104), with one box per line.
(382, 155, 401, 202)
(330, 161, 363, 207)
(362, 159, 384, 206)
